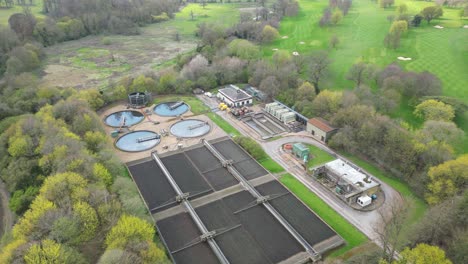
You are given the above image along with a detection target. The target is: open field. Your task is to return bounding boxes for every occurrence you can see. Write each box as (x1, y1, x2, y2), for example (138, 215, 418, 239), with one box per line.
(262, 0, 468, 101)
(0, 1, 44, 25)
(41, 3, 247, 89)
(261, 0, 468, 151)
(280, 174, 367, 257)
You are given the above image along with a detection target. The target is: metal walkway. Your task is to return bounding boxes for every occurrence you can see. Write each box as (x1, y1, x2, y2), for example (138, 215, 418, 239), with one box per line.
(202, 139, 320, 262)
(151, 152, 230, 264)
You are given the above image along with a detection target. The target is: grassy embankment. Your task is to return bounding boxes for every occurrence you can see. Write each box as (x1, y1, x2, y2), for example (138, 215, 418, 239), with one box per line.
(280, 174, 367, 257)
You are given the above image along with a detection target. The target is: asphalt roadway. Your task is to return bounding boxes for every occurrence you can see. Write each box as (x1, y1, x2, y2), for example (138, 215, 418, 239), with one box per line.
(215, 110, 404, 248)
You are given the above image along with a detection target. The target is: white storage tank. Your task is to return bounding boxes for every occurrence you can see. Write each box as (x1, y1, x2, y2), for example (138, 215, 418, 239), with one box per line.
(357, 195, 372, 207)
(281, 112, 296, 124)
(265, 102, 279, 112)
(271, 106, 284, 116)
(275, 109, 289, 119)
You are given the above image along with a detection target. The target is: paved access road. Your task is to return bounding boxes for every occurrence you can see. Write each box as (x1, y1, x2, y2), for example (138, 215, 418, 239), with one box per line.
(215, 110, 403, 247)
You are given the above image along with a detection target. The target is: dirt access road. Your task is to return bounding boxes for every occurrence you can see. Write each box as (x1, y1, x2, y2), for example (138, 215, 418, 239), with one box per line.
(215, 110, 403, 248)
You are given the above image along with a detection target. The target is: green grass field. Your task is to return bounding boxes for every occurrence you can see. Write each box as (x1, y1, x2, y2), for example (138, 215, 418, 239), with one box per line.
(258, 157, 285, 173)
(157, 3, 244, 39)
(205, 112, 241, 136)
(262, 0, 467, 101)
(0, 1, 44, 25)
(280, 174, 367, 257)
(306, 144, 336, 168)
(261, 0, 468, 151)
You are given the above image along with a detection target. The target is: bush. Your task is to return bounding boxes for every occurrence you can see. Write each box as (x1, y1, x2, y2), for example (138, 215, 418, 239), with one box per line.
(101, 37, 112, 45)
(234, 136, 267, 160)
(152, 12, 170, 23)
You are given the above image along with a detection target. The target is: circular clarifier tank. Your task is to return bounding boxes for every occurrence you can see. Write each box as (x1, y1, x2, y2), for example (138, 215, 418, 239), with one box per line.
(115, 130, 160, 152)
(153, 101, 189, 117)
(170, 119, 211, 138)
(104, 110, 144, 127)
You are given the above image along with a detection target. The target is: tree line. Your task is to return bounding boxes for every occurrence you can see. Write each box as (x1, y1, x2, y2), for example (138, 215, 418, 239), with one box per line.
(0, 95, 168, 263)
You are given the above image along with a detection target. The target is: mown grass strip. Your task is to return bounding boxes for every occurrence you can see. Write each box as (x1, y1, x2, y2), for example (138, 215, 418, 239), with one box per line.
(205, 112, 241, 137)
(280, 174, 367, 257)
(258, 157, 285, 173)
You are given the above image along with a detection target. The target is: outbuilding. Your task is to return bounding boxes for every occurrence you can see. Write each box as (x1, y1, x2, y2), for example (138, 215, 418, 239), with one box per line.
(306, 117, 338, 143)
(217, 85, 253, 107)
(357, 195, 372, 207)
(292, 143, 309, 160)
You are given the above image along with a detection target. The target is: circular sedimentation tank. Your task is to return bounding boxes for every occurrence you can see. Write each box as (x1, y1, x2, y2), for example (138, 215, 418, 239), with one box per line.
(153, 101, 189, 117)
(104, 110, 144, 127)
(170, 119, 211, 138)
(115, 130, 160, 152)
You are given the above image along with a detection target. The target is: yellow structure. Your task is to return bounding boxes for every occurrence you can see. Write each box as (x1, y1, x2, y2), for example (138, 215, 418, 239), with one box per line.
(218, 103, 228, 110)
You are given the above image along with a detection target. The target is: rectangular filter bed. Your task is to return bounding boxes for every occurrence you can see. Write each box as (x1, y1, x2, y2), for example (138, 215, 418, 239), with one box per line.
(127, 137, 344, 263)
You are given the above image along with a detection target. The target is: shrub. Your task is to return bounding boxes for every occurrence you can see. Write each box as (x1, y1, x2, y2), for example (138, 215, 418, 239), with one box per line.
(234, 136, 267, 160)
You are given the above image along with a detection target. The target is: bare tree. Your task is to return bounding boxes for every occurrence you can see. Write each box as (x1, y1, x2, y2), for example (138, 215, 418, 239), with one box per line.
(347, 62, 368, 87)
(259, 75, 280, 100)
(307, 51, 331, 94)
(374, 199, 411, 262)
(329, 34, 339, 49)
(200, 0, 207, 9)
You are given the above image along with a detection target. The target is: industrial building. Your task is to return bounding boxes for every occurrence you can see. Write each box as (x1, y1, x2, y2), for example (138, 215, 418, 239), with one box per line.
(306, 118, 338, 143)
(310, 159, 380, 207)
(292, 143, 310, 161)
(217, 85, 253, 107)
(265, 102, 296, 124)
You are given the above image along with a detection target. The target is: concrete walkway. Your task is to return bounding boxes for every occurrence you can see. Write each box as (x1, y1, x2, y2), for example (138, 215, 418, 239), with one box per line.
(214, 110, 403, 248)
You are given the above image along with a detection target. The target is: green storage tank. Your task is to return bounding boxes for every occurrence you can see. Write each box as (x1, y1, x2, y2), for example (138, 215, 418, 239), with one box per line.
(111, 130, 120, 138)
(292, 143, 309, 159)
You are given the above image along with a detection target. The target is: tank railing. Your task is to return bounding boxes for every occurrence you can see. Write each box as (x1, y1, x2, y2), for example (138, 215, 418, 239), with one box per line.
(151, 151, 230, 264)
(169, 101, 184, 110)
(188, 122, 208, 130)
(136, 134, 160, 143)
(201, 139, 320, 261)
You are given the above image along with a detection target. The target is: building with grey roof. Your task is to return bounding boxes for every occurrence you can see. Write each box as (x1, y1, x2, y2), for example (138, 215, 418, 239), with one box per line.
(217, 85, 253, 107)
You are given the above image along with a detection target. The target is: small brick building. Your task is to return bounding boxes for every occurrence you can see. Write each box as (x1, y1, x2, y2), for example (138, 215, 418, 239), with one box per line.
(306, 117, 337, 143)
